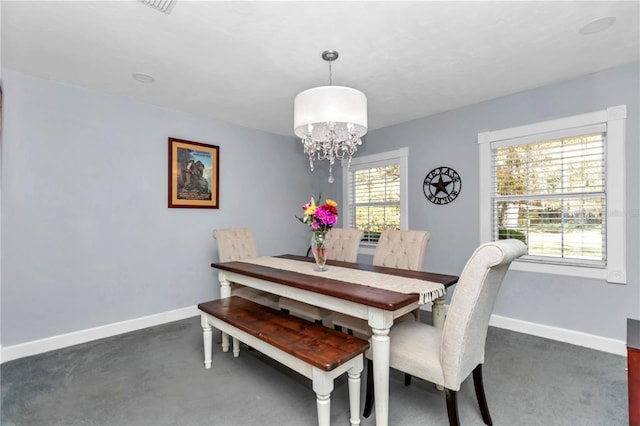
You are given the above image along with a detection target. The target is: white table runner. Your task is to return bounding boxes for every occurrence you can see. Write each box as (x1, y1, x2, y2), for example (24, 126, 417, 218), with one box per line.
(239, 256, 446, 304)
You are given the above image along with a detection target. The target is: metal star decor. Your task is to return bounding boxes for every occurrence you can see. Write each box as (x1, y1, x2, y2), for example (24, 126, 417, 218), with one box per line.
(423, 166, 462, 205)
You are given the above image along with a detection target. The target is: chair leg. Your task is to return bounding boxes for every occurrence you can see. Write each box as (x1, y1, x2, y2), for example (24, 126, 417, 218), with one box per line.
(473, 364, 493, 425)
(404, 373, 412, 386)
(363, 359, 374, 418)
(445, 389, 460, 426)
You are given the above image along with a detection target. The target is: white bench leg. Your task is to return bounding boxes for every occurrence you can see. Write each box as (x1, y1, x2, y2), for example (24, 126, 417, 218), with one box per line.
(348, 356, 364, 426)
(200, 314, 213, 369)
(312, 368, 334, 426)
(316, 393, 331, 426)
(232, 337, 240, 357)
(221, 332, 230, 353)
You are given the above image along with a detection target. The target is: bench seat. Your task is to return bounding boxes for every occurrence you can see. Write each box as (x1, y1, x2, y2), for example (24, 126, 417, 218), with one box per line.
(198, 296, 369, 426)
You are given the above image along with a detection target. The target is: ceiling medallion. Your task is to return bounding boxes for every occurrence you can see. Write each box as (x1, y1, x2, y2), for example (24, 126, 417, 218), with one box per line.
(423, 166, 461, 205)
(579, 17, 616, 35)
(132, 73, 155, 83)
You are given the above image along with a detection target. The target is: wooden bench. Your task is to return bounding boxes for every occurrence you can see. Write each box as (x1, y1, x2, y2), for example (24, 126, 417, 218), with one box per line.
(198, 296, 370, 426)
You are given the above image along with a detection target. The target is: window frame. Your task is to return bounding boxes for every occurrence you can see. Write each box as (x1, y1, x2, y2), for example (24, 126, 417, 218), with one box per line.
(478, 105, 627, 284)
(342, 147, 409, 255)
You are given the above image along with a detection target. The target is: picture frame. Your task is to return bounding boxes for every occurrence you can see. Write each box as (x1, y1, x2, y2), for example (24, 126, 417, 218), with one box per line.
(168, 137, 219, 209)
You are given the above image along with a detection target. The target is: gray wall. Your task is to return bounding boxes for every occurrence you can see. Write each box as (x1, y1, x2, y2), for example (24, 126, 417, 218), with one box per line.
(2, 62, 638, 349)
(358, 62, 640, 341)
(0, 69, 315, 346)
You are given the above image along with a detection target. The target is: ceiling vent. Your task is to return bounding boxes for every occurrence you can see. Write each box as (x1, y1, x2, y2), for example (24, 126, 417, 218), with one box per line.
(138, 0, 177, 14)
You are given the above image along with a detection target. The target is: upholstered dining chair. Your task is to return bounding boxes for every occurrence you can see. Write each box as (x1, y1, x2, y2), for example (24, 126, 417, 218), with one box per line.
(331, 229, 431, 336)
(325, 228, 365, 262)
(213, 228, 279, 309)
(279, 228, 364, 325)
(363, 239, 527, 426)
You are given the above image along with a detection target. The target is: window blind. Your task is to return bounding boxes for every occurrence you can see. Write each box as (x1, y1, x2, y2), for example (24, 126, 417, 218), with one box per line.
(346, 162, 401, 244)
(492, 130, 606, 267)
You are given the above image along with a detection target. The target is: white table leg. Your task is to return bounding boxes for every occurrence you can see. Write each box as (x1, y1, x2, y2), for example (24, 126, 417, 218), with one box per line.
(432, 295, 446, 329)
(348, 357, 363, 426)
(433, 295, 446, 390)
(371, 327, 390, 426)
(200, 314, 213, 369)
(219, 271, 231, 352)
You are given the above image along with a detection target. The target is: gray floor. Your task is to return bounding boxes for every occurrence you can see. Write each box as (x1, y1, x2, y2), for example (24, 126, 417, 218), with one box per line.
(1, 314, 628, 426)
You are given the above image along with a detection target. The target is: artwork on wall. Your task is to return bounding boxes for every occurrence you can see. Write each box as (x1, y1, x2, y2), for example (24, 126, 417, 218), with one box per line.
(423, 166, 461, 205)
(168, 137, 219, 209)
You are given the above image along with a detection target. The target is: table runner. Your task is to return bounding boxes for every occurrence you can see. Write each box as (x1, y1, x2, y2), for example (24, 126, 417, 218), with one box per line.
(239, 256, 445, 304)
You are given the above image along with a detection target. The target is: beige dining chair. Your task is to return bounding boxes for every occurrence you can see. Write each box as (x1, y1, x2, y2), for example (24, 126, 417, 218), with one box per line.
(279, 228, 364, 325)
(362, 239, 527, 426)
(331, 229, 431, 336)
(213, 228, 279, 309)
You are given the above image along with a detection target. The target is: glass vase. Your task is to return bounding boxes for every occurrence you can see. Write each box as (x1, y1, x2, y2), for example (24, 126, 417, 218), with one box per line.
(311, 232, 329, 272)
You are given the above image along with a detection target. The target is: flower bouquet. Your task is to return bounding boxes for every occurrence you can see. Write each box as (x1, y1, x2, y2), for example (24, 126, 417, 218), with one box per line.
(297, 195, 338, 271)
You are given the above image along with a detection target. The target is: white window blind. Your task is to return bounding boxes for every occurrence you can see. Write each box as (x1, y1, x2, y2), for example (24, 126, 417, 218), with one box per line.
(343, 148, 408, 249)
(352, 164, 400, 243)
(492, 129, 606, 267)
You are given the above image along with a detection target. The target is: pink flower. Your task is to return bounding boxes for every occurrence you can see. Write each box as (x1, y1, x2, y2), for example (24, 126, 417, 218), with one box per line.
(314, 206, 337, 226)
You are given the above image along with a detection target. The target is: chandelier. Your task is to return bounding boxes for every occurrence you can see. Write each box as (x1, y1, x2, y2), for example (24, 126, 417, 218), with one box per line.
(294, 50, 368, 183)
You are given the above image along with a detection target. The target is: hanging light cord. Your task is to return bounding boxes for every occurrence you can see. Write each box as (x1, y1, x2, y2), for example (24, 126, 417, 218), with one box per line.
(322, 50, 338, 86)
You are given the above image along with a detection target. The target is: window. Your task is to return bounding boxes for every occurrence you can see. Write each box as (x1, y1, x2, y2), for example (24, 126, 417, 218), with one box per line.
(479, 105, 627, 283)
(343, 148, 408, 254)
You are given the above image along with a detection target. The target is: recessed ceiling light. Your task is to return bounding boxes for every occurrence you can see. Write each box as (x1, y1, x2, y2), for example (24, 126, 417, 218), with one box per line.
(579, 17, 616, 35)
(132, 73, 155, 84)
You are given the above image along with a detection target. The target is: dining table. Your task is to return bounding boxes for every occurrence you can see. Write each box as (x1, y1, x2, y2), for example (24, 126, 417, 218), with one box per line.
(210, 254, 459, 426)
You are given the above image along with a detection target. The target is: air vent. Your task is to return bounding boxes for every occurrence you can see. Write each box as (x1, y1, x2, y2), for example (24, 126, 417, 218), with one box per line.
(138, 0, 177, 14)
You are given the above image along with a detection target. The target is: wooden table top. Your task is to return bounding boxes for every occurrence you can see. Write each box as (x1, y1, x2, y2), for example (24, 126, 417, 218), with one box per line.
(211, 254, 459, 312)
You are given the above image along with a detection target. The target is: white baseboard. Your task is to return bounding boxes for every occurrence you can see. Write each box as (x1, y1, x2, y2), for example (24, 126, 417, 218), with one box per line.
(3, 304, 627, 363)
(420, 306, 626, 356)
(489, 314, 626, 356)
(1, 305, 200, 363)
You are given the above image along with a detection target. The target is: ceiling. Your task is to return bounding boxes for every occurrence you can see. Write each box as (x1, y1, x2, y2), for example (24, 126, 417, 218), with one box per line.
(2, 1, 639, 137)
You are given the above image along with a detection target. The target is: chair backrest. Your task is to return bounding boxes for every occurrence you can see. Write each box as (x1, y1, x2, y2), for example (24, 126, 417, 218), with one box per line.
(440, 239, 526, 390)
(213, 228, 259, 262)
(372, 230, 431, 271)
(326, 228, 364, 263)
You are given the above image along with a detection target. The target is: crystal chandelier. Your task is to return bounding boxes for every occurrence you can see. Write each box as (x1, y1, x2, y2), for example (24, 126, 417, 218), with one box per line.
(294, 50, 368, 183)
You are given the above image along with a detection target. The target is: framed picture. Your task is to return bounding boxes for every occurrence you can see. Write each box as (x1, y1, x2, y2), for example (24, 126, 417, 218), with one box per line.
(168, 137, 219, 209)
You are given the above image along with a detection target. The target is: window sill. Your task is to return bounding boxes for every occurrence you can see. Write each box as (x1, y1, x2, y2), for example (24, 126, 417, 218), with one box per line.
(510, 260, 625, 284)
(358, 246, 375, 256)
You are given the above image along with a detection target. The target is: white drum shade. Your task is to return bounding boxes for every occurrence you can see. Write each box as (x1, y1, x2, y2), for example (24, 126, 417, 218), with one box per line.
(294, 86, 368, 138)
